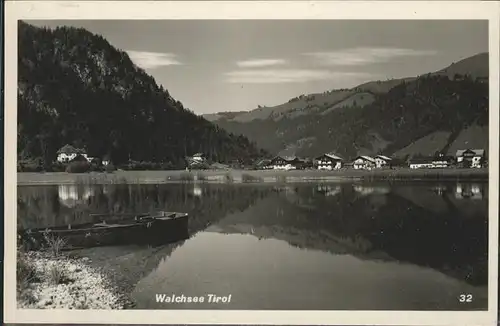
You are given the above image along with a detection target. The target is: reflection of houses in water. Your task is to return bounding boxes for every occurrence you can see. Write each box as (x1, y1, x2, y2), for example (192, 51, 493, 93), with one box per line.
(455, 183, 484, 200)
(353, 184, 390, 196)
(316, 184, 341, 197)
(433, 184, 448, 196)
(192, 184, 203, 197)
(58, 184, 95, 208)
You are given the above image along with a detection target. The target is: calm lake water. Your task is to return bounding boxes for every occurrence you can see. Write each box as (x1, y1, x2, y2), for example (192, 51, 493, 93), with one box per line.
(17, 181, 489, 310)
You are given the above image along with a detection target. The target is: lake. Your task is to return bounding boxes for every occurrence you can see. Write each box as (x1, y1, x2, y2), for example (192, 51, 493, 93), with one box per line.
(17, 180, 489, 310)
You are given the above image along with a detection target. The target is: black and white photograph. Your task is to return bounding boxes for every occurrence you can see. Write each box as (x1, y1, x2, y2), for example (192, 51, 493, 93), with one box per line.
(4, 1, 499, 326)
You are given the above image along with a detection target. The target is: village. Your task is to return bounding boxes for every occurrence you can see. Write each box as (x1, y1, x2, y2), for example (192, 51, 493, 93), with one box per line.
(252, 149, 487, 171)
(51, 144, 487, 172)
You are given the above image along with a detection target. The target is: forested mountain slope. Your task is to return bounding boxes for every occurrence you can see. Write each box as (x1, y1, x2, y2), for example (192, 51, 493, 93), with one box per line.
(18, 21, 265, 168)
(206, 53, 489, 159)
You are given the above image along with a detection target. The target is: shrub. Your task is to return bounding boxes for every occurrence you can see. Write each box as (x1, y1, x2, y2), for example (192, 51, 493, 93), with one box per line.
(224, 172, 234, 183)
(42, 230, 67, 257)
(17, 251, 39, 293)
(66, 161, 91, 173)
(104, 163, 116, 173)
(89, 162, 104, 172)
(48, 264, 71, 285)
(50, 162, 67, 172)
(17, 159, 43, 172)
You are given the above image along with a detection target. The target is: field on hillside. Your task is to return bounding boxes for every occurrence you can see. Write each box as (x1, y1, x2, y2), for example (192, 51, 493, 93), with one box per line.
(17, 168, 489, 185)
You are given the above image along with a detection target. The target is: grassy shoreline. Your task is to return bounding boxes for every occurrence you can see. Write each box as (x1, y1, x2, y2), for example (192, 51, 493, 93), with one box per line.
(17, 168, 489, 186)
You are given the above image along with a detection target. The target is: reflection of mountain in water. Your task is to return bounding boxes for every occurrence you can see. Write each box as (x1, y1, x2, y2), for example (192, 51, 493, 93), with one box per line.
(18, 183, 272, 296)
(210, 183, 487, 286)
(17, 181, 488, 303)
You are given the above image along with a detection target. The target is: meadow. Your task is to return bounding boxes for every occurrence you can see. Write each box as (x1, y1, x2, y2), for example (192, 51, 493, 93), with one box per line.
(17, 167, 489, 186)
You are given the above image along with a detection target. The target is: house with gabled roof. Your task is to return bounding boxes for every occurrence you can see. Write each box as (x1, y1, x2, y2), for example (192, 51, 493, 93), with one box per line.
(374, 155, 392, 168)
(315, 152, 343, 170)
(269, 155, 304, 170)
(187, 152, 208, 169)
(352, 155, 376, 170)
(56, 144, 88, 163)
(455, 149, 486, 168)
(408, 156, 435, 169)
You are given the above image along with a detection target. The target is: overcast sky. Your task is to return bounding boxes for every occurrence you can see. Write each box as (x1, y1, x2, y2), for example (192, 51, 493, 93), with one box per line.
(27, 20, 488, 114)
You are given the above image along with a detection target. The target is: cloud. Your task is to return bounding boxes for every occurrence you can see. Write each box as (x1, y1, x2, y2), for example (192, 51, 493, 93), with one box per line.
(126, 50, 182, 69)
(303, 47, 438, 66)
(225, 69, 372, 84)
(236, 58, 288, 68)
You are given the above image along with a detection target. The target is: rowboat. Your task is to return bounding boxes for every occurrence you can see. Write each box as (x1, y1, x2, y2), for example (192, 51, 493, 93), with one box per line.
(18, 211, 189, 250)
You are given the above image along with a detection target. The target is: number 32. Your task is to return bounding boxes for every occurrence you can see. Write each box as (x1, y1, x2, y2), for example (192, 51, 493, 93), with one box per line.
(459, 294, 473, 302)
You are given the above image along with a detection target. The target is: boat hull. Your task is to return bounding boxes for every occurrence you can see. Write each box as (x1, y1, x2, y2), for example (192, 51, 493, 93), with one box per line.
(19, 213, 189, 250)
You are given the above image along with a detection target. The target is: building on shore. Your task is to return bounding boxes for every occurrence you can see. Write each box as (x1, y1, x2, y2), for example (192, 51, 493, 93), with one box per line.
(254, 159, 272, 170)
(269, 156, 304, 170)
(314, 152, 343, 170)
(352, 156, 376, 170)
(431, 154, 455, 168)
(408, 157, 435, 169)
(187, 153, 208, 169)
(56, 144, 88, 163)
(374, 155, 392, 168)
(455, 149, 485, 168)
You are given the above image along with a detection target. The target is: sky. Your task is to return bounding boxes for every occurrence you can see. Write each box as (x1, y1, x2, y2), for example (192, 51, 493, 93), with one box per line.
(27, 20, 488, 114)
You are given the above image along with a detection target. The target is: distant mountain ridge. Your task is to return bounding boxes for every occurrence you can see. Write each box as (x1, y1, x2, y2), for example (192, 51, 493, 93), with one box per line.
(204, 52, 489, 159)
(17, 21, 266, 168)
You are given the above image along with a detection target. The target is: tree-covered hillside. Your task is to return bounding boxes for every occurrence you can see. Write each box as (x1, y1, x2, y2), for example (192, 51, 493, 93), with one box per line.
(18, 21, 266, 169)
(212, 74, 489, 159)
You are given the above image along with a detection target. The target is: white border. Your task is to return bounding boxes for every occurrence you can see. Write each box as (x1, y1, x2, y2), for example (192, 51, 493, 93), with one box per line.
(4, 1, 499, 325)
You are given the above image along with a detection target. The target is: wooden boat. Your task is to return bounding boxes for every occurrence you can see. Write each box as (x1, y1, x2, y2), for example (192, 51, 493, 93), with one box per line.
(18, 211, 189, 250)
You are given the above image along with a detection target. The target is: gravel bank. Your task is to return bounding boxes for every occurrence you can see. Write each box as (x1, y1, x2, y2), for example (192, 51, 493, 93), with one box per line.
(17, 251, 129, 309)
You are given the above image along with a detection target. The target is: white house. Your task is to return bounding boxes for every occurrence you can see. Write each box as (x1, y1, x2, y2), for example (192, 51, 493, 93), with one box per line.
(192, 153, 206, 162)
(408, 157, 434, 169)
(375, 155, 392, 168)
(270, 156, 300, 170)
(456, 149, 485, 168)
(56, 144, 88, 163)
(315, 153, 343, 170)
(352, 156, 376, 170)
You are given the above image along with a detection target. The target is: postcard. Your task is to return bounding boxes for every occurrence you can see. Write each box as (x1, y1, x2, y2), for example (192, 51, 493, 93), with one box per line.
(4, 1, 499, 325)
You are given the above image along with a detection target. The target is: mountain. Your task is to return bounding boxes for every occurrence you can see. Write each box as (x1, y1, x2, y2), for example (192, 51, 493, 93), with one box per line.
(205, 53, 489, 159)
(17, 21, 266, 169)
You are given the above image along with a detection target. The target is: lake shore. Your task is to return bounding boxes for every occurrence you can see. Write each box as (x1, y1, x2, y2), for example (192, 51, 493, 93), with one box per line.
(17, 250, 131, 309)
(17, 168, 489, 186)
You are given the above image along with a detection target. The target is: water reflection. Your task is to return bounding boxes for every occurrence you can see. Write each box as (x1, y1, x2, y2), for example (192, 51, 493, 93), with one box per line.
(17, 181, 488, 310)
(316, 184, 341, 197)
(455, 183, 485, 200)
(58, 184, 95, 208)
(132, 232, 487, 310)
(192, 184, 203, 197)
(353, 184, 390, 196)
